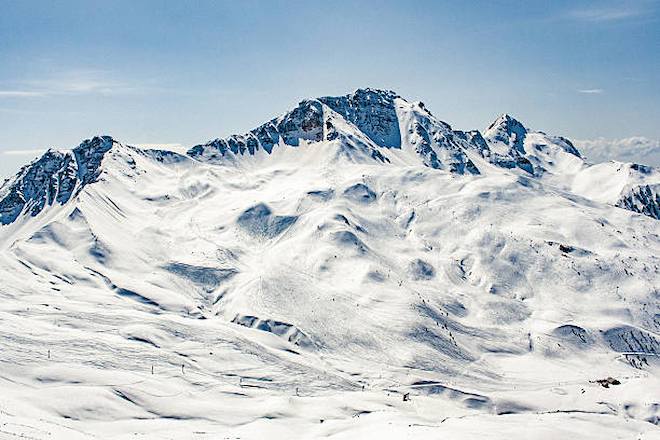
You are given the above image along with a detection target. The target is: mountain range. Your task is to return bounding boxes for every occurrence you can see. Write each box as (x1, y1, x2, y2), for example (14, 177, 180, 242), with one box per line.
(0, 88, 658, 439)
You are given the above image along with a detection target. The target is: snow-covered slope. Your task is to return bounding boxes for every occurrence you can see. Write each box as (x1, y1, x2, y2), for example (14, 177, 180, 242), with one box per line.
(0, 89, 658, 439)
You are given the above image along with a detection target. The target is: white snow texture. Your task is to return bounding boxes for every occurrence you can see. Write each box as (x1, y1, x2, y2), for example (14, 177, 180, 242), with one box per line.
(0, 89, 658, 439)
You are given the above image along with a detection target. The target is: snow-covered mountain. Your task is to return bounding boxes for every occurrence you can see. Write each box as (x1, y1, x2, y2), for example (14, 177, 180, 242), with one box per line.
(0, 89, 658, 439)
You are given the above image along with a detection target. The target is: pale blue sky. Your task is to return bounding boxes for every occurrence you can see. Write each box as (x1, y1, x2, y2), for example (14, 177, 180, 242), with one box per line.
(1, 0, 659, 176)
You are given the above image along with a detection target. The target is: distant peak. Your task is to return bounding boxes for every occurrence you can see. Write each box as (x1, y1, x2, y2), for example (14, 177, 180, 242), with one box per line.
(488, 113, 526, 132)
(484, 113, 528, 154)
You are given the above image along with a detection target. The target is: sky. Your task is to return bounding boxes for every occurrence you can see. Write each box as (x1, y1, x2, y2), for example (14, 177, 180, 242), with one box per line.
(1, 0, 659, 176)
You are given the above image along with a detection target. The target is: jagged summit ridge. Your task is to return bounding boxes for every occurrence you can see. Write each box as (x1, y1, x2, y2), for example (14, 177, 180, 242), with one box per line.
(2, 88, 660, 224)
(187, 88, 404, 162)
(187, 99, 326, 160)
(185, 89, 588, 179)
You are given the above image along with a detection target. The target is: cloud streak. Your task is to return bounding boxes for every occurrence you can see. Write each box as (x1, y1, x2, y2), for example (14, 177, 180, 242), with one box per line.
(568, 7, 643, 22)
(578, 89, 604, 94)
(0, 91, 47, 98)
(1, 149, 46, 156)
(0, 70, 139, 99)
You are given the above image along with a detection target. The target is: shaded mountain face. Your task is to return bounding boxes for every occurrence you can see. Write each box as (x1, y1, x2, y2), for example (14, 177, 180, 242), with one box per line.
(317, 88, 402, 148)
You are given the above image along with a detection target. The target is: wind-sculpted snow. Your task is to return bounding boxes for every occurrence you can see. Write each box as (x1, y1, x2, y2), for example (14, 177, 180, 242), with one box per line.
(232, 314, 315, 349)
(1, 89, 660, 439)
(408, 258, 436, 280)
(163, 262, 237, 292)
(237, 203, 298, 238)
(551, 324, 595, 347)
(342, 183, 377, 204)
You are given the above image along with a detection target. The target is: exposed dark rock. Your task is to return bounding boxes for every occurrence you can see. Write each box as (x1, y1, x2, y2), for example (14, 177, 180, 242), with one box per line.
(592, 377, 621, 388)
(188, 100, 324, 161)
(409, 117, 480, 175)
(0, 136, 114, 225)
(318, 88, 401, 148)
(616, 184, 660, 220)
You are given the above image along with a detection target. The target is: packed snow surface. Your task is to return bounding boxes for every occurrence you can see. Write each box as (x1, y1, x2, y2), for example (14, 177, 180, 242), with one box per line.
(0, 89, 659, 439)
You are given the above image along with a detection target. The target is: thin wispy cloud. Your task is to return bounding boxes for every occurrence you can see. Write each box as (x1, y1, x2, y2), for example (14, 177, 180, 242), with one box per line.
(568, 7, 642, 22)
(0, 70, 140, 99)
(0, 91, 46, 98)
(1, 148, 46, 156)
(24, 70, 132, 95)
(578, 88, 604, 94)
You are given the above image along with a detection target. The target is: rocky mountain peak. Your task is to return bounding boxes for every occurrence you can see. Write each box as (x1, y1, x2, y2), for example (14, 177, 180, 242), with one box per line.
(0, 135, 116, 225)
(484, 113, 528, 153)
